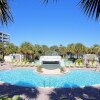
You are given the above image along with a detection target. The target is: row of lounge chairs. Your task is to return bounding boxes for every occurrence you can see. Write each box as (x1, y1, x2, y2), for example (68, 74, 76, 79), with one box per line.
(12, 61, 36, 67)
(11, 60, 98, 68)
(64, 61, 98, 68)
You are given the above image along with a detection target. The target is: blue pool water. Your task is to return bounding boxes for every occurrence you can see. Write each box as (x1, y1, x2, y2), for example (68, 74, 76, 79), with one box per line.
(0, 68, 100, 88)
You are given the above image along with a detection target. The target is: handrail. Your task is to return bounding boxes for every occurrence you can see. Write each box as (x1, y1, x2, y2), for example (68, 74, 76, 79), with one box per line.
(44, 80, 51, 88)
(44, 80, 45, 88)
(49, 80, 50, 87)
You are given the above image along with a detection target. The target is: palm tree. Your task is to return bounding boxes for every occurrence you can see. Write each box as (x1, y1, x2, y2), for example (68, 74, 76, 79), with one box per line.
(44, 0, 100, 20)
(34, 45, 44, 60)
(43, 0, 57, 3)
(80, 0, 100, 20)
(66, 43, 87, 59)
(4, 42, 17, 55)
(58, 45, 67, 58)
(20, 42, 34, 61)
(0, 0, 13, 25)
(1, 0, 99, 26)
(0, 42, 4, 61)
(74, 43, 86, 58)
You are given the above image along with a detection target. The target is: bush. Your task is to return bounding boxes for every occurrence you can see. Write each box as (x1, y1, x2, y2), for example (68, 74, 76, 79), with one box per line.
(0, 96, 11, 100)
(2, 96, 8, 100)
(12, 96, 23, 100)
(0, 96, 23, 100)
(37, 65, 42, 72)
(75, 59, 83, 64)
(60, 67, 65, 73)
(8, 98, 12, 100)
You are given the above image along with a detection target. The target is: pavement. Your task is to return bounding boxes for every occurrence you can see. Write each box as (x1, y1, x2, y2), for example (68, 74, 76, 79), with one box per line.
(0, 84, 100, 100)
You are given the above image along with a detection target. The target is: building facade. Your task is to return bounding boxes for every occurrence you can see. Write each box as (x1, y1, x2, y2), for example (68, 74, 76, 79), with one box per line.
(0, 32, 10, 43)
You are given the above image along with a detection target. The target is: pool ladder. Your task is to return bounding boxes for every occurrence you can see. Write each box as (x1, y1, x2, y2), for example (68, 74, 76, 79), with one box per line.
(44, 80, 50, 88)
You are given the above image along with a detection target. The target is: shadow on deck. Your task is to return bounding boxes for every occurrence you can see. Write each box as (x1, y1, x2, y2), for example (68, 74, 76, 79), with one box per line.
(0, 83, 100, 100)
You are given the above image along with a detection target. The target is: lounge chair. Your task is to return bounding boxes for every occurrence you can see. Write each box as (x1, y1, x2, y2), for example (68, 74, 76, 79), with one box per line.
(21, 62, 26, 67)
(25, 62, 30, 67)
(75, 62, 80, 68)
(80, 62, 84, 68)
(70, 63, 75, 68)
(16, 62, 23, 67)
(92, 62, 97, 68)
(88, 61, 93, 67)
(65, 62, 70, 68)
(31, 62, 35, 67)
(13, 61, 19, 66)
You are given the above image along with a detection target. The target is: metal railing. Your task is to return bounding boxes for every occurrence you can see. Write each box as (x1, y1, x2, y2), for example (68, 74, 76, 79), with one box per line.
(44, 80, 50, 88)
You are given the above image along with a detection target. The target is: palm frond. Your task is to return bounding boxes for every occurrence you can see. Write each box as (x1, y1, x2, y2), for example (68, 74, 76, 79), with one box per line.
(43, 0, 57, 4)
(0, 0, 13, 26)
(80, 0, 100, 20)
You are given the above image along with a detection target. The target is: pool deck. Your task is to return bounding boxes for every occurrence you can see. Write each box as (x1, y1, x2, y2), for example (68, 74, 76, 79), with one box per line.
(0, 62, 100, 73)
(0, 62, 100, 99)
(0, 83, 100, 100)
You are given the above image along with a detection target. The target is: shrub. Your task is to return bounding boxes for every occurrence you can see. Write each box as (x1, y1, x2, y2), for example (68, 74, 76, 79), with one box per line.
(75, 59, 82, 64)
(0, 96, 23, 100)
(60, 67, 65, 73)
(8, 98, 12, 100)
(2, 96, 8, 100)
(0, 96, 11, 100)
(12, 96, 23, 100)
(37, 65, 42, 72)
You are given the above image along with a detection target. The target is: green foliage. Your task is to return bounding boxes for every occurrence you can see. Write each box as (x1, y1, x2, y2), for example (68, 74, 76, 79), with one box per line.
(0, 95, 23, 100)
(0, 0, 13, 26)
(4, 42, 18, 55)
(75, 59, 83, 64)
(12, 96, 23, 100)
(2, 96, 8, 100)
(58, 46, 67, 58)
(0, 96, 11, 100)
(60, 67, 65, 73)
(42, 45, 50, 55)
(80, 0, 100, 20)
(2, 41, 100, 62)
(8, 98, 12, 100)
(34, 44, 43, 60)
(37, 65, 42, 72)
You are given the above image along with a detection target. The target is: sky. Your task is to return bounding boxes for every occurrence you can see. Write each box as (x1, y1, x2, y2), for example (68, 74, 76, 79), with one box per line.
(0, 0, 100, 47)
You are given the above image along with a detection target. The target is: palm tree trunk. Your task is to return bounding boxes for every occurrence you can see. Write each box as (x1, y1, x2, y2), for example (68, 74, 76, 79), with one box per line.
(76, 51, 79, 59)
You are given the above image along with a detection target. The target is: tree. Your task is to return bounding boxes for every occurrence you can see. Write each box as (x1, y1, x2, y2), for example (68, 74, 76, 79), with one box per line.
(34, 44, 43, 60)
(44, 0, 100, 20)
(43, 0, 57, 3)
(74, 43, 86, 58)
(1, 0, 99, 26)
(0, 42, 4, 60)
(20, 42, 34, 61)
(89, 44, 100, 54)
(50, 45, 58, 52)
(66, 43, 86, 59)
(97, 47, 100, 55)
(66, 43, 75, 55)
(0, 0, 13, 25)
(41, 45, 49, 55)
(58, 45, 67, 58)
(4, 42, 17, 55)
(80, 0, 100, 20)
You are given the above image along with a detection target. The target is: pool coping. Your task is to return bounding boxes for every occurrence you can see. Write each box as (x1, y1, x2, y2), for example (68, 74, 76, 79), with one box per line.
(0, 80, 100, 89)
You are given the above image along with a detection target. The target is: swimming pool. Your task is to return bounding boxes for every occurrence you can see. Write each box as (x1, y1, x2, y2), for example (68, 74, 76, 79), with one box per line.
(0, 68, 100, 88)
